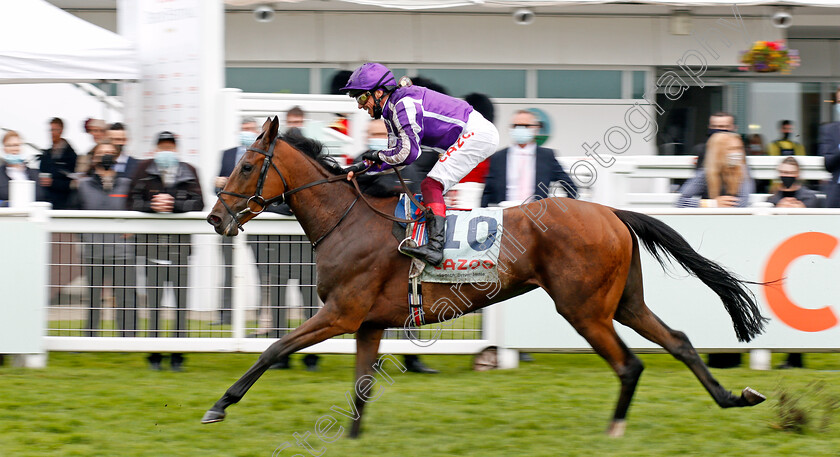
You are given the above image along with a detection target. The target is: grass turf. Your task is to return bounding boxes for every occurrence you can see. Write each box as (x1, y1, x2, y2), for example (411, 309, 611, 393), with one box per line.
(0, 352, 838, 456)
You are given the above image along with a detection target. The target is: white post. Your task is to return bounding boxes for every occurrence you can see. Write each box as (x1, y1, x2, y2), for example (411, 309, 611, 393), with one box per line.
(749, 349, 771, 370)
(232, 234, 248, 340)
(8, 180, 36, 208)
(484, 303, 518, 370)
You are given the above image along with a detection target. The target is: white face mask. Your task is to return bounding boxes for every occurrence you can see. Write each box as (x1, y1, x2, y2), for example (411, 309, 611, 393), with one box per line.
(154, 150, 179, 169)
(4, 154, 24, 165)
(367, 137, 388, 150)
(510, 126, 535, 145)
(239, 131, 258, 147)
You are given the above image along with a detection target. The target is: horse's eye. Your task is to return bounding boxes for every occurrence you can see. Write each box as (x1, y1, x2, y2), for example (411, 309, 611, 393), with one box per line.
(242, 163, 253, 173)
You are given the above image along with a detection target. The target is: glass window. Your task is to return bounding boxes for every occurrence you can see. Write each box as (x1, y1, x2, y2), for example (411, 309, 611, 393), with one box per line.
(537, 70, 622, 99)
(414, 69, 526, 98)
(632, 71, 646, 99)
(226, 67, 310, 94)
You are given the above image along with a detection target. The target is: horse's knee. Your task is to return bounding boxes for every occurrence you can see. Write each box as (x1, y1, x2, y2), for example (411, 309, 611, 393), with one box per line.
(619, 357, 644, 385)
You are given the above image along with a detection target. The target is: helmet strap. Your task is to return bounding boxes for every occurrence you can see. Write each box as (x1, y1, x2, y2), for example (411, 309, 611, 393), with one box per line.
(372, 92, 384, 119)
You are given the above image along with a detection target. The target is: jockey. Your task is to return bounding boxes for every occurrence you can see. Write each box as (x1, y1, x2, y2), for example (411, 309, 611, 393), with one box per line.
(342, 63, 499, 266)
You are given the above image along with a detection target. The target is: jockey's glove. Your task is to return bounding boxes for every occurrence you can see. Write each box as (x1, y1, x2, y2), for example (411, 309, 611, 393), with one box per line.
(360, 150, 384, 164)
(343, 162, 368, 174)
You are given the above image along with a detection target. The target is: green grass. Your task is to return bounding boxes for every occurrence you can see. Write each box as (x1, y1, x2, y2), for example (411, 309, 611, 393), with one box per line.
(1, 352, 838, 456)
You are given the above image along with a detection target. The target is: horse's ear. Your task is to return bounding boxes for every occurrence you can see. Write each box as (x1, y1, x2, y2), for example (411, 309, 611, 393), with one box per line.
(267, 116, 280, 142)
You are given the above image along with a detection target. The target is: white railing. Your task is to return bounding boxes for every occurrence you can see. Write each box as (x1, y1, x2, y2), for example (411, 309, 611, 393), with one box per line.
(2, 209, 493, 356)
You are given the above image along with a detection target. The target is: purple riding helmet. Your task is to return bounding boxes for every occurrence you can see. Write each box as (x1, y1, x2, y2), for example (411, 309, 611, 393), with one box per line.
(340, 63, 398, 119)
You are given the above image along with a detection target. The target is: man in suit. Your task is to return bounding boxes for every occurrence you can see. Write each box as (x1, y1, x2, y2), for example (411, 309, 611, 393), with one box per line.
(820, 87, 840, 208)
(107, 122, 139, 179)
(481, 110, 577, 207)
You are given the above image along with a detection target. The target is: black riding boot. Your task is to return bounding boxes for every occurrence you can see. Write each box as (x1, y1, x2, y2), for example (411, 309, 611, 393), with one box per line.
(401, 213, 445, 266)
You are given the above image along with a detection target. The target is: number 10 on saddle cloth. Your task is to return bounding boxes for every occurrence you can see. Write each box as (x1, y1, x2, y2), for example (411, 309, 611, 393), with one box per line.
(397, 195, 503, 284)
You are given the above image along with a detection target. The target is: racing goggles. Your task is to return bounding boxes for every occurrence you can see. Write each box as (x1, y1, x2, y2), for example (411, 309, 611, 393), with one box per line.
(353, 91, 372, 106)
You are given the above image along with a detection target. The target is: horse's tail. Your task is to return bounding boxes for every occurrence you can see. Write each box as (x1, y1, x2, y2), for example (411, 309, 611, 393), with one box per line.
(612, 209, 768, 342)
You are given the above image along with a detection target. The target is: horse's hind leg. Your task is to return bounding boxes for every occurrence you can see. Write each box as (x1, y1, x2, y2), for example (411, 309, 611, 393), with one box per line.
(570, 319, 644, 438)
(201, 305, 360, 424)
(614, 243, 765, 409)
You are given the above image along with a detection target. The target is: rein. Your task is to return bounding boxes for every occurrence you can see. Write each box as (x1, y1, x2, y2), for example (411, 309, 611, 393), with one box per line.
(217, 138, 425, 247)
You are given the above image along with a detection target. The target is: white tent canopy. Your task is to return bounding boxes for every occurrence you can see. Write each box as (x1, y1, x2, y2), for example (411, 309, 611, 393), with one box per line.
(0, 0, 138, 83)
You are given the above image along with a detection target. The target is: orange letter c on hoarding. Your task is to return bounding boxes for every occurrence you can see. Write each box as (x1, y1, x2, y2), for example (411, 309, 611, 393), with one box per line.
(762, 232, 838, 332)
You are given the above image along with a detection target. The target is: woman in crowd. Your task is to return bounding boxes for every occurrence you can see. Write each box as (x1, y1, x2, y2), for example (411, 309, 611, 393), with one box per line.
(677, 132, 753, 208)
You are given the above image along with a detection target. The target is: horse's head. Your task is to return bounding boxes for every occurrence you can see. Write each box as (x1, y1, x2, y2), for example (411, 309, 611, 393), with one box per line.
(207, 116, 286, 236)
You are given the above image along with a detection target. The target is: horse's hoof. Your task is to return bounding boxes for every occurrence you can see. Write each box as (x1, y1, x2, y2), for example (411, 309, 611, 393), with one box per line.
(201, 409, 226, 424)
(605, 420, 626, 438)
(742, 387, 766, 406)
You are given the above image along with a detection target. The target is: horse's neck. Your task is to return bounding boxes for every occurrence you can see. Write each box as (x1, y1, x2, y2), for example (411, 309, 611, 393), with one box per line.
(280, 153, 358, 245)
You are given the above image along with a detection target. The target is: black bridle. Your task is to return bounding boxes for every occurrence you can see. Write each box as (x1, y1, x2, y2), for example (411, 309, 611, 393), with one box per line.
(216, 137, 360, 247)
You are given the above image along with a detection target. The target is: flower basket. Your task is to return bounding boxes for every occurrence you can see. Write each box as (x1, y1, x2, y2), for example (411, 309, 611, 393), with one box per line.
(739, 40, 800, 74)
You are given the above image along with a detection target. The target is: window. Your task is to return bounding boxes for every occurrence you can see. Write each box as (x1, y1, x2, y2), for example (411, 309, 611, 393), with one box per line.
(537, 70, 622, 99)
(226, 68, 310, 94)
(414, 69, 526, 98)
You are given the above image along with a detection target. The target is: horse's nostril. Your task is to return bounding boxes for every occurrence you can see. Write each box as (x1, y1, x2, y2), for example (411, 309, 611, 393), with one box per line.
(207, 214, 222, 226)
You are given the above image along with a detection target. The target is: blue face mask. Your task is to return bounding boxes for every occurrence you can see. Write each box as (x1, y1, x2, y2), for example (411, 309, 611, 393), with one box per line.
(4, 154, 24, 165)
(367, 137, 388, 151)
(510, 126, 535, 145)
(240, 131, 258, 147)
(154, 150, 179, 170)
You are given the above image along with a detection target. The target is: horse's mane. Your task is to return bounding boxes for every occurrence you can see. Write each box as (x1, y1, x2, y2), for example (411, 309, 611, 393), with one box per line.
(279, 128, 400, 198)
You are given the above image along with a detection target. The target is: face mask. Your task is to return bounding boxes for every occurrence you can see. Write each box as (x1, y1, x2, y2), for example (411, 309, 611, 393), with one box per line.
(707, 128, 730, 137)
(781, 132, 791, 141)
(4, 154, 24, 165)
(367, 138, 388, 151)
(240, 131, 258, 147)
(98, 154, 116, 171)
(154, 150, 178, 170)
(510, 126, 535, 145)
(749, 144, 762, 153)
(780, 176, 796, 188)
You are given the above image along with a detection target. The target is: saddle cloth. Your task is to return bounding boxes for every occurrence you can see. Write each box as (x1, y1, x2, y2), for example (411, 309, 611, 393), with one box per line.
(394, 194, 503, 284)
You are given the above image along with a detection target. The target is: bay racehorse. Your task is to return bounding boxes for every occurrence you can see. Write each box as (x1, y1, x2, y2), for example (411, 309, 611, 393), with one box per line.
(203, 117, 768, 437)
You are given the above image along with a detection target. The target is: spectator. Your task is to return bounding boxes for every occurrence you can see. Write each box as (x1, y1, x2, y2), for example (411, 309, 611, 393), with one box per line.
(77, 118, 108, 177)
(285, 106, 305, 131)
(77, 140, 136, 337)
(767, 120, 806, 157)
(819, 87, 840, 208)
(693, 112, 737, 169)
(128, 131, 203, 371)
(1, 130, 41, 205)
(214, 117, 260, 326)
(767, 157, 820, 209)
(677, 132, 753, 208)
(107, 122, 139, 179)
(746, 134, 765, 156)
(39, 117, 77, 209)
(481, 109, 578, 207)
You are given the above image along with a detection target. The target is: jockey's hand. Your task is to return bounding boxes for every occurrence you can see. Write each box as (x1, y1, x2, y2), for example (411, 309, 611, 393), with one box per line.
(360, 150, 383, 164)
(346, 171, 354, 181)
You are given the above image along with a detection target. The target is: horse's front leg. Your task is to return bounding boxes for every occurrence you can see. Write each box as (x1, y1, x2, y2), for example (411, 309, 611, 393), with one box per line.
(348, 323, 384, 438)
(201, 305, 360, 424)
